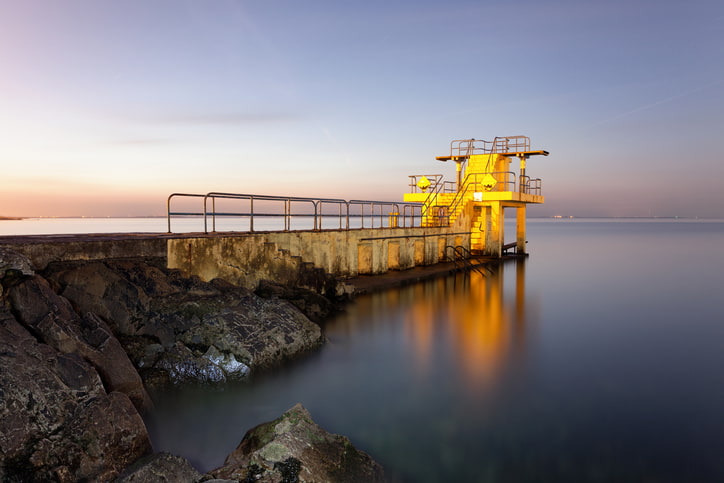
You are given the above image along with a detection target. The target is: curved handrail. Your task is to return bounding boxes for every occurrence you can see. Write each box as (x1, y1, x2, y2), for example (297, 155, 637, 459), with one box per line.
(167, 193, 208, 233)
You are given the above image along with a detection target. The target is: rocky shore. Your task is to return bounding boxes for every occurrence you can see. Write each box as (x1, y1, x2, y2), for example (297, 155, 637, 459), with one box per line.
(0, 247, 384, 482)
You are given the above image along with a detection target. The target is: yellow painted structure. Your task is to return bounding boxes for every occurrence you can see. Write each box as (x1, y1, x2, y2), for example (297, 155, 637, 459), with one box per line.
(404, 136, 548, 257)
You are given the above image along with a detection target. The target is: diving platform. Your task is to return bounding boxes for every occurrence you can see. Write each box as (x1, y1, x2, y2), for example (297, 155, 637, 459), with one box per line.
(0, 135, 549, 300)
(405, 135, 548, 257)
(435, 150, 549, 162)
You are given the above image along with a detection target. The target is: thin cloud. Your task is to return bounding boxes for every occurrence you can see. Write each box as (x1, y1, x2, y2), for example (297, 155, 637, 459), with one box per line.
(101, 138, 171, 146)
(587, 79, 724, 129)
(159, 112, 301, 125)
(125, 110, 302, 126)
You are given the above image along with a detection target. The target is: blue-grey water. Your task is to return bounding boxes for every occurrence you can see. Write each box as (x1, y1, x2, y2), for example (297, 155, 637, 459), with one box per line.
(7, 217, 723, 481)
(141, 218, 724, 482)
(0, 215, 387, 235)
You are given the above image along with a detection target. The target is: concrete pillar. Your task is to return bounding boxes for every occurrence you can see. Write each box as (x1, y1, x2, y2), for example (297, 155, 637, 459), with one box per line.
(484, 202, 504, 257)
(414, 239, 425, 265)
(358, 244, 373, 274)
(437, 237, 446, 262)
(388, 242, 400, 270)
(516, 204, 527, 254)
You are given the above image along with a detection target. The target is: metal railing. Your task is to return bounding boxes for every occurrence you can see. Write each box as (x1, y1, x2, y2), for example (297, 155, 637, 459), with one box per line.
(448, 136, 531, 158)
(421, 170, 543, 227)
(445, 245, 490, 275)
(417, 172, 456, 226)
(519, 176, 542, 196)
(167, 192, 423, 233)
(433, 171, 516, 226)
(407, 174, 456, 194)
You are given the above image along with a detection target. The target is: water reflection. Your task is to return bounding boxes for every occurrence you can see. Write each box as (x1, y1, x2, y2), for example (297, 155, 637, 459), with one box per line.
(147, 260, 537, 479)
(331, 259, 536, 409)
(398, 261, 532, 398)
(318, 260, 538, 481)
(142, 220, 724, 482)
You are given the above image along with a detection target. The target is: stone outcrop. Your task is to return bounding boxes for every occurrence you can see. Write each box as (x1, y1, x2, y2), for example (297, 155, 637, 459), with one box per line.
(255, 279, 336, 323)
(116, 453, 205, 482)
(211, 403, 386, 483)
(116, 405, 386, 482)
(0, 248, 383, 481)
(0, 308, 152, 482)
(6, 274, 152, 411)
(42, 258, 324, 386)
(0, 247, 34, 299)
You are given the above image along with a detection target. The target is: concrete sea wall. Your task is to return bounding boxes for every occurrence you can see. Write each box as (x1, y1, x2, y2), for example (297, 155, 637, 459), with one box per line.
(1, 227, 471, 297)
(167, 227, 470, 290)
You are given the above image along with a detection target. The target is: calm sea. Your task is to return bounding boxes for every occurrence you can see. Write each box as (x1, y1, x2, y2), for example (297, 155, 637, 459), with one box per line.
(6, 218, 724, 481)
(0, 214, 391, 235)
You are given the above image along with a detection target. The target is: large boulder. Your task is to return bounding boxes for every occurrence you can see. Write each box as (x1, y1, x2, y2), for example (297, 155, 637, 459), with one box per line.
(0, 309, 152, 482)
(116, 453, 204, 482)
(0, 247, 34, 277)
(6, 275, 152, 412)
(256, 279, 336, 323)
(43, 260, 155, 335)
(0, 247, 34, 298)
(210, 403, 385, 483)
(44, 259, 325, 387)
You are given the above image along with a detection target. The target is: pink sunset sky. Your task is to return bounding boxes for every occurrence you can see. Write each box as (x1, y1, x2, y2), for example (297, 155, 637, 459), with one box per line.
(2, 0, 723, 218)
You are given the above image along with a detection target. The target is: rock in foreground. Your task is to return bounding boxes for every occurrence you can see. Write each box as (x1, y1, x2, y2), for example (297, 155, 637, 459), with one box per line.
(116, 453, 204, 482)
(42, 259, 325, 387)
(211, 403, 385, 483)
(0, 310, 152, 482)
(0, 249, 365, 481)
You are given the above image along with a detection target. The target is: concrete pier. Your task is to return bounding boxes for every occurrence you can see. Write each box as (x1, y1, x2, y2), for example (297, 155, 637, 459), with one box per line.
(1, 226, 471, 294)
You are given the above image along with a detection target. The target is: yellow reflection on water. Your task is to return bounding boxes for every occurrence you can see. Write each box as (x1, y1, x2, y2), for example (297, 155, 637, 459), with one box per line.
(403, 260, 531, 396)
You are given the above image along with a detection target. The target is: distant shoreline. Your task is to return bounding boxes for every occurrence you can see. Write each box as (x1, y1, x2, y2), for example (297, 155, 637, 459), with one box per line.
(0, 216, 24, 221)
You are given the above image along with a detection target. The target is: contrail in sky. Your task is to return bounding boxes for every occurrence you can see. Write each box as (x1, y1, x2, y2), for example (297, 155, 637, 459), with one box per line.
(587, 78, 724, 129)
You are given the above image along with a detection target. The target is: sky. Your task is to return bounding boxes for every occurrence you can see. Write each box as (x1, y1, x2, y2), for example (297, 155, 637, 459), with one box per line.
(1, 0, 723, 218)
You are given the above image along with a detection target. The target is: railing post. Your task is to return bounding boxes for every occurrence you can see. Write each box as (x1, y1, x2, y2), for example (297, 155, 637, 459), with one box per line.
(167, 195, 173, 233)
(285, 199, 290, 231)
(250, 196, 254, 232)
(203, 194, 209, 234)
(212, 197, 217, 232)
(313, 200, 319, 231)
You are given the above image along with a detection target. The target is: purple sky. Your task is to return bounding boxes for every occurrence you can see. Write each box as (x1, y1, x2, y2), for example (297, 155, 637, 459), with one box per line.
(2, 0, 723, 217)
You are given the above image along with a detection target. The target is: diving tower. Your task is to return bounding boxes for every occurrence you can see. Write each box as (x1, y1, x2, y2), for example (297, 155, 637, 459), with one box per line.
(404, 136, 548, 257)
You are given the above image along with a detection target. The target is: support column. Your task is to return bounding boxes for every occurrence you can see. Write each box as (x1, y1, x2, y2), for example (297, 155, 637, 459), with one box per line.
(484, 202, 504, 257)
(516, 204, 527, 254)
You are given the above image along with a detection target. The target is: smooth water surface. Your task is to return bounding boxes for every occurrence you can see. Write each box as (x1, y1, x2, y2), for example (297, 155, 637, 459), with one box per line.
(145, 219, 724, 481)
(0, 217, 169, 235)
(88, 219, 724, 480)
(0, 215, 381, 235)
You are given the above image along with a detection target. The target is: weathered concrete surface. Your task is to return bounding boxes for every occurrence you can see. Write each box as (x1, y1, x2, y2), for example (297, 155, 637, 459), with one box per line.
(211, 403, 385, 483)
(0, 233, 171, 271)
(2, 226, 473, 296)
(168, 227, 470, 292)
